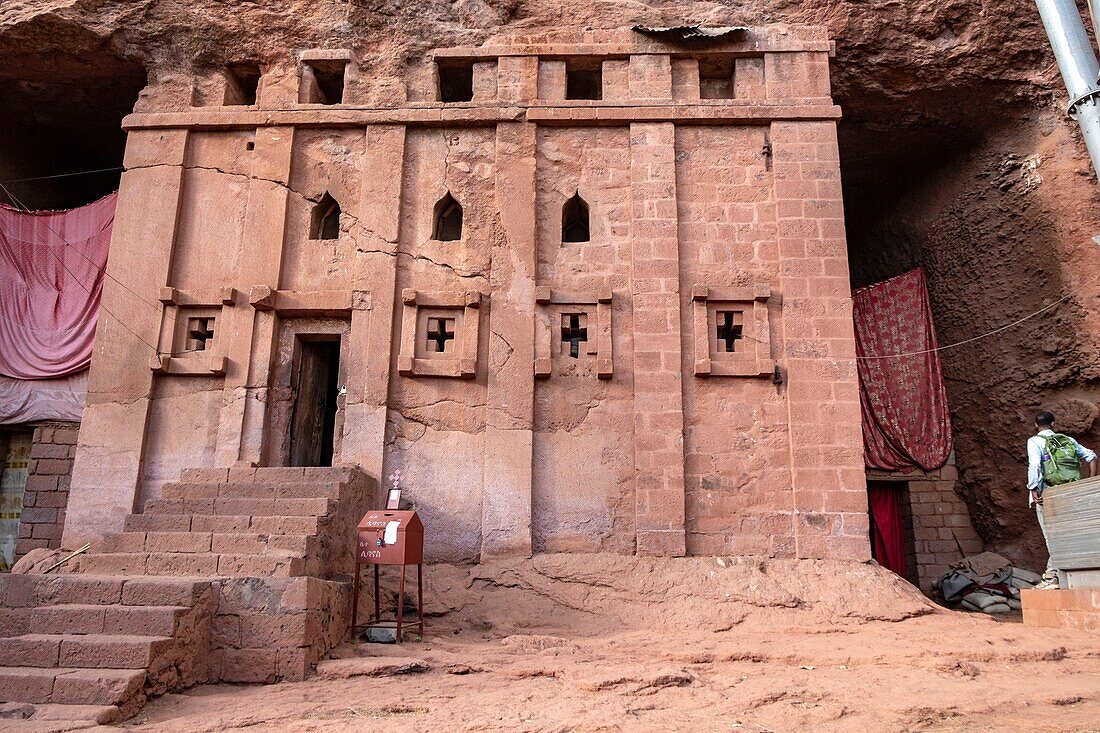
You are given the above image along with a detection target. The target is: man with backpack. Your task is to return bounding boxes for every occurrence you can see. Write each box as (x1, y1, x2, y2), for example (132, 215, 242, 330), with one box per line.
(1026, 410, 1098, 588)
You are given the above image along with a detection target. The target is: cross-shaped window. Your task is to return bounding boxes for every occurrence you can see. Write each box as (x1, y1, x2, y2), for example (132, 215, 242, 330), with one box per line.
(425, 317, 456, 353)
(186, 317, 215, 351)
(715, 311, 743, 353)
(561, 313, 588, 358)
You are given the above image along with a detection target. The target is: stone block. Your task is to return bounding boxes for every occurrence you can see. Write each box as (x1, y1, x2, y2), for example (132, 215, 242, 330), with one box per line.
(25, 475, 59, 493)
(51, 668, 145, 706)
(34, 605, 107, 635)
(32, 459, 71, 476)
(220, 648, 277, 683)
(0, 634, 62, 667)
(145, 531, 212, 554)
(145, 552, 220, 576)
(60, 635, 164, 669)
(31, 523, 63, 541)
(30, 444, 71, 460)
(102, 605, 183, 637)
(124, 514, 191, 532)
(216, 553, 304, 577)
(33, 491, 69, 509)
(122, 578, 208, 607)
(20, 507, 57, 524)
(0, 667, 55, 703)
(191, 515, 251, 533)
(34, 577, 123, 607)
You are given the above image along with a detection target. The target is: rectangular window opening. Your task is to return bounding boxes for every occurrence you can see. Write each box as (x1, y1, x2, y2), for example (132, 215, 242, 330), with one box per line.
(438, 61, 475, 103)
(300, 60, 347, 105)
(226, 63, 261, 105)
(566, 60, 603, 100)
(699, 58, 735, 100)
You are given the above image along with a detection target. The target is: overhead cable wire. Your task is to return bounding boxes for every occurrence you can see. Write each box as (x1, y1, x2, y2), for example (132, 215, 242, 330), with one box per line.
(855, 269, 1100, 360)
(0, 167, 125, 184)
(0, 183, 165, 317)
(0, 181, 200, 359)
(3, 170, 1098, 362)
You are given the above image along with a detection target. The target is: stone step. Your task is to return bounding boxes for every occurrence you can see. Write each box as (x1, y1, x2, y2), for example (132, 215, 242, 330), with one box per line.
(0, 701, 122, 725)
(97, 531, 317, 555)
(124, 512, 324, 535)
(0, 604, 189, 638)
(179, 466, 361, 484)
(143, 496, 333, 518)
(0, 666, 146, 709)
(77, 551, 307, 578)
(0, 575, 209, 609)
(0, 633, 173, 669)
(161, 481, 343, 500)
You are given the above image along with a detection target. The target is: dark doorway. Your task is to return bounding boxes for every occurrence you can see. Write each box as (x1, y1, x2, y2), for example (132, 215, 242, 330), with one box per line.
(289, 338, 341, 467)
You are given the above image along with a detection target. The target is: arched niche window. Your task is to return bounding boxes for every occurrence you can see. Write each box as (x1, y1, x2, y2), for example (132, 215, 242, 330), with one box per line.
(310, 192, 341, 240)
(432, 192, 463, 242)
(561, 192, 590, 243)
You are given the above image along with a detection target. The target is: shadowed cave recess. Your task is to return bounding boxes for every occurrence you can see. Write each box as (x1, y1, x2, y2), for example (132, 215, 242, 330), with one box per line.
(2, 0, 1099, 569)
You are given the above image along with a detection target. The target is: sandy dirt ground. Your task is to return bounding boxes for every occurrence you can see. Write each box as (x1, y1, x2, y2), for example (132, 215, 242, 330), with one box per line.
(11, 555, 1100, 732)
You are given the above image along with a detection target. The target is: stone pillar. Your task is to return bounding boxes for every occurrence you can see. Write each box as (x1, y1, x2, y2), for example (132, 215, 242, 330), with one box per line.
(339, 125, 407, 480)
(481, 55, 537, 558)
(771, 119, 869, 560)
(215, 126, 295, 466)
(64, 130, 188, 548)
(629, 121, 687, 557)
(628, 54, 673, 100)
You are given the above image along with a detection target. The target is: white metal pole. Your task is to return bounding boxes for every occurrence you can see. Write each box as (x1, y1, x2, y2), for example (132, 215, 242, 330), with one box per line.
(1037, 0, 1100, 179)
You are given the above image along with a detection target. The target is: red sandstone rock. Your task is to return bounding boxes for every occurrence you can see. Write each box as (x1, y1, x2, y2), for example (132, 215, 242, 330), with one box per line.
(314, 657, 430, 679)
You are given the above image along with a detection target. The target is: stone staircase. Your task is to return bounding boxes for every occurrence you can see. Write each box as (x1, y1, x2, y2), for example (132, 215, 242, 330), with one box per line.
(0, 575, 212, 723)
(0, 466, 374, 726)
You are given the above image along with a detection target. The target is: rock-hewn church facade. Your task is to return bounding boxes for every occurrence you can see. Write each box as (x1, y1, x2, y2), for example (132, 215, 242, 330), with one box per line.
(64, 26, 870, 564)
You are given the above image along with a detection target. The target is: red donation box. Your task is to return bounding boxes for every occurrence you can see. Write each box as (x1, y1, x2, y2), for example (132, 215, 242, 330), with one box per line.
(357, 510, 423, 565)
(352, 510, 424, 643)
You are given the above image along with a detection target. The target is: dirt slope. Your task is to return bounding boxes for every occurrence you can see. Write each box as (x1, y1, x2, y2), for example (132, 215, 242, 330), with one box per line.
(8, 554, 1095, 733)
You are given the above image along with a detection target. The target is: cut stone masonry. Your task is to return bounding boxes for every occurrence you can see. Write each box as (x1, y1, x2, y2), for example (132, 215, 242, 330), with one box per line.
(0, 467, 374, 721)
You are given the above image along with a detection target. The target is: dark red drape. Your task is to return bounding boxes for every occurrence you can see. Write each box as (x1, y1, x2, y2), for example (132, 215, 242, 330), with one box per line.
(0, 192, 115, 380)
(867, 483, 908, 577)
(852, 268, 953, 471)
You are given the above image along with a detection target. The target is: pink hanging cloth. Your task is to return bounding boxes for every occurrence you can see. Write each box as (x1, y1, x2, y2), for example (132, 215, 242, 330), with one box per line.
(852, 268, 953, 472)
(0, 192, 116, 380)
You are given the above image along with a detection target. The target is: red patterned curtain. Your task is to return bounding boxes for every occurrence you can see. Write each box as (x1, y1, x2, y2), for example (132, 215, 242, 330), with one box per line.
(853, 268, 953, 471)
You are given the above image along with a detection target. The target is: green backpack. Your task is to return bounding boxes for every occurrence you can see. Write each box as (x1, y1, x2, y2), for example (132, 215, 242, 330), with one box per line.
(1042, 433, 1082, 486)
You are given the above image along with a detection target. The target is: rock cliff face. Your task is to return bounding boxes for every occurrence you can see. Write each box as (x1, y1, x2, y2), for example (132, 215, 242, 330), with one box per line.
(2, 0, 1097, 568)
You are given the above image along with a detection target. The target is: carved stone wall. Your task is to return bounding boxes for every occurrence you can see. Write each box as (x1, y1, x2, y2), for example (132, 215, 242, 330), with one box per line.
(64, 26, 869, 564)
